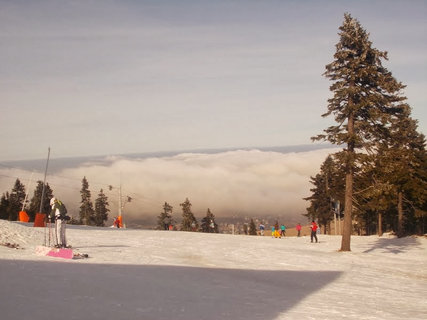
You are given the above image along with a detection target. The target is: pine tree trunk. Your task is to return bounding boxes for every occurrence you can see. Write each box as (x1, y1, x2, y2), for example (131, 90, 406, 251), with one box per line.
(397, 191, 404, 237)
(378, 212, 383, 236)
(341, 171, 353, 251)
(341, 112, 354, 252)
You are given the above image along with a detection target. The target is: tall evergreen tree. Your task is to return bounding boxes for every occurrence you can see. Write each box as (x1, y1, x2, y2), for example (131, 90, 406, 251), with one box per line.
(305, 173, 333, 233)
(201, 208, 218, 233)
(28, 181, 53, 221)
(411, 139, 427, 235)
(355, 108, 426, 237)
(313, 13, 407, 251)
(0, 192, 10, 220)
(180, 198, 198, 231)
(354, 155, 394, 236)
(379, 112, 426, 237)
(249, 218, 257, 235)
(305, 155, 344, 233)
(157, 202, 173, 230)
(8, 179, 26, 221)
(79, 176, 95, 225)
(94, 189, 110, 227)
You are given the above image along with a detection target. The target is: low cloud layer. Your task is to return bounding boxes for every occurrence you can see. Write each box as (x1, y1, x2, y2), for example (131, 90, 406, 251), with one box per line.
(1, 148, 336, 225)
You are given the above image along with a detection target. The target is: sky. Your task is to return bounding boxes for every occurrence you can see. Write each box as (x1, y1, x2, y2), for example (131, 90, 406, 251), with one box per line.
(1, 0, 426, 162)
(1, 220, 427, 319)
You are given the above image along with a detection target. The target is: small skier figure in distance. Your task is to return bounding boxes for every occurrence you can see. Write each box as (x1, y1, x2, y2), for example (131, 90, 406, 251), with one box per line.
(296, 223, 302, 237)
(259, 223, 265, 236)
(280, 224, 286, 237)
(310, 220, 318, 243)
(114, 217, 121, 228)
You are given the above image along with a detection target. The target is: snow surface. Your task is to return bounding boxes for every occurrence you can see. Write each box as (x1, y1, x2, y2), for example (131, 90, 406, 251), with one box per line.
(0, 220, 426, 320)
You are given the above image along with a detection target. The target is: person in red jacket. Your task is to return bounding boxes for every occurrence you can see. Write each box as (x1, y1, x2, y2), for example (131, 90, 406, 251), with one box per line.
(310, 220, 318, 243)
(296, 223, 302, 237)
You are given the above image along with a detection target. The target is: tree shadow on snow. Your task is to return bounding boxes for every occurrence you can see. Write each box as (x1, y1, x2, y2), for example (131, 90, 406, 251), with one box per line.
(0, 260, 341, 320)
(363, 236, 422, 254)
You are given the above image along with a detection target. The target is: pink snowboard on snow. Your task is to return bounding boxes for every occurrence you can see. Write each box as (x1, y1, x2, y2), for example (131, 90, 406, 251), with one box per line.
(36, 246, 73, 259)
(46, 248, 73, 259)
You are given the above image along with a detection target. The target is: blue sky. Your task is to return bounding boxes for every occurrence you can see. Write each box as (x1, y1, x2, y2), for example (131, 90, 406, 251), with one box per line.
(1, 0, 426, 161)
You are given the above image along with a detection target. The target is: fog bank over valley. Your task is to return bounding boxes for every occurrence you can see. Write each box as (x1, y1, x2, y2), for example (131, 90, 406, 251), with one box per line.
(1, 146, 337, 226)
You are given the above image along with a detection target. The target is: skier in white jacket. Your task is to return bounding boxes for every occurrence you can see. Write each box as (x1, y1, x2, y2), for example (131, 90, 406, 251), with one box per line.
(50, 197, 68, 248)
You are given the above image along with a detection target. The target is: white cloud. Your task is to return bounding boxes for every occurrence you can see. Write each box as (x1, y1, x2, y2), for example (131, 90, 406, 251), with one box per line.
(1, 148, 336, 224)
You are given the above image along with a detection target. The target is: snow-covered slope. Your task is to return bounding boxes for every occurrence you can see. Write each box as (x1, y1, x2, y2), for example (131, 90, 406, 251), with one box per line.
(0, 220, 426, 320)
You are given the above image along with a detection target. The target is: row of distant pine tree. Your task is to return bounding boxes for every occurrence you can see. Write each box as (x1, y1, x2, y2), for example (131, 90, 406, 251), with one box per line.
(157, 198, 258, 234)
(0, 176, 110, 227)
(0, 176, 258, 234)
(157, 198, 220, 233)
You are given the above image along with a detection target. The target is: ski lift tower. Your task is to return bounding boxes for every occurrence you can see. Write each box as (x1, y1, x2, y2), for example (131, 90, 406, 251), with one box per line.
(118, 183, 124, 228)
(116, 177, 132, 228)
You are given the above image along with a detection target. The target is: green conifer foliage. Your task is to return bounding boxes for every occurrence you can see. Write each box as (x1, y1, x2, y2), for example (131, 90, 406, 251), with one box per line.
(201, 208, 218, 233)
(28, 181, 53, 221)
(180, 198, 198, 231)
(0, 193, 10, 220)
(8, 179, 26, 221)
(158, 202, 173, 230)
(94, 189, 110, 227)
(305, 155, 344, 233)
(313, 13, 407, 251)
(249, 219, 257, 235)
(79, 176, 95, 225)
